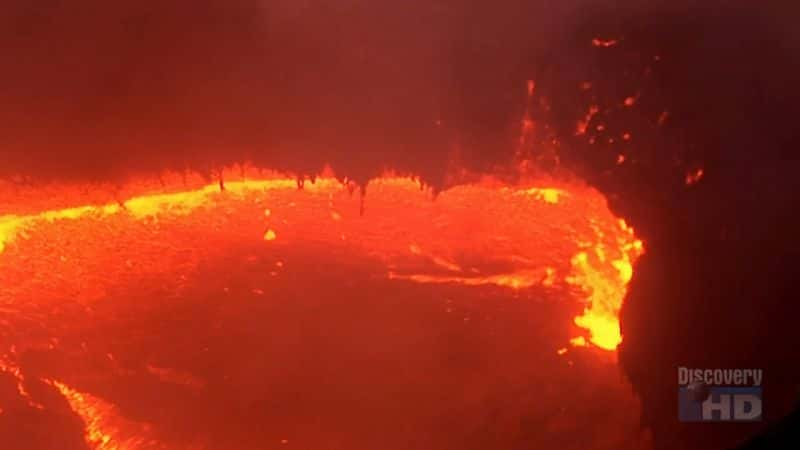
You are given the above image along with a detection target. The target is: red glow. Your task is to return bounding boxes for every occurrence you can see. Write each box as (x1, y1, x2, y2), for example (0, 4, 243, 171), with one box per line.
(592, 38, 619, 48)
(0, 166, 643, 448)
(0, 167, 641, 349)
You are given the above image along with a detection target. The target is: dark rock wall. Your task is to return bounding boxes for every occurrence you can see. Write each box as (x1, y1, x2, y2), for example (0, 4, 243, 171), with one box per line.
(541, 5, 800, 449)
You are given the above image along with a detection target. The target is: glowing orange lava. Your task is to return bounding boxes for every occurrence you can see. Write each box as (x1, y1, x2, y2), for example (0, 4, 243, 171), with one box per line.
(0, 166, 644, 448)
(0, 167, 641, 353)
(46, 379, 161, 450)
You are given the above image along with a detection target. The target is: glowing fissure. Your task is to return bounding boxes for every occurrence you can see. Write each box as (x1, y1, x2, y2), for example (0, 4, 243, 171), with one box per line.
(388, 267, 552, 290)
(0, 167, 642, 352)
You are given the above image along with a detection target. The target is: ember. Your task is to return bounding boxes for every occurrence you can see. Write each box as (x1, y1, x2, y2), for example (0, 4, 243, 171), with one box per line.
(592, 38, 619, 48)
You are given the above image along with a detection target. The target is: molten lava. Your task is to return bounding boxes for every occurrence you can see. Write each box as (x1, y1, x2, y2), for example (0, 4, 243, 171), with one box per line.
(0, 166, 642, 449)
(0, 166, 641, 350)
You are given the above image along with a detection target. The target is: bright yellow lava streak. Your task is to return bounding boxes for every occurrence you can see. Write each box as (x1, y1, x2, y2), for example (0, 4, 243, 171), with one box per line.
(46, 379, 160, 450)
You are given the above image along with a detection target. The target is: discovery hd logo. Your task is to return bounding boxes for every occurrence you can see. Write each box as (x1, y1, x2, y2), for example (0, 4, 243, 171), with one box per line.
(678, 367, 763, 422)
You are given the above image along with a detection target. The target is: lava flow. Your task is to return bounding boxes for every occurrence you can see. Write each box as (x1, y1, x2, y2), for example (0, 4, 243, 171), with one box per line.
(0, 166, 641, 349)
(0, 165, 643, 450)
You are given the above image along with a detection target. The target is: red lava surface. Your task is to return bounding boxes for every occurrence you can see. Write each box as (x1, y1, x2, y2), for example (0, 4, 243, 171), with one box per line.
(0, 168, 648, 450)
